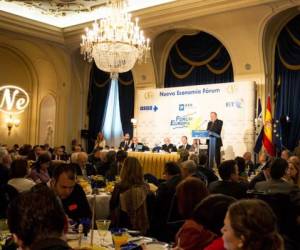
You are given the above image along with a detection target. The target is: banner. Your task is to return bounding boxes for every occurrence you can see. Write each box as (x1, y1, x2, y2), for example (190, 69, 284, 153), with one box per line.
(135, 81, 255, 159)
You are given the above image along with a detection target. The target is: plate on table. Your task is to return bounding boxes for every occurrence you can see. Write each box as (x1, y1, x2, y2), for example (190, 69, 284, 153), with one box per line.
(144, 242, 169, 250)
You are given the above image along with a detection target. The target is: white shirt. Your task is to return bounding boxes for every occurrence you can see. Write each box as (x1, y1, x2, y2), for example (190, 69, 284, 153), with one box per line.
(8, 178, 36, 193)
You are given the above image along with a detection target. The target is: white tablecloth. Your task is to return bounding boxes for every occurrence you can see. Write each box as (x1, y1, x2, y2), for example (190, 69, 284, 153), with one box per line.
(87, 193, 111, 220)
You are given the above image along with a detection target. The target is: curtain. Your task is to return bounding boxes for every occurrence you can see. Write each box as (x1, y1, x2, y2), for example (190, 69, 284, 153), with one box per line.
(274, 14, 300, 151)
(164, 32, 233, 87)
(87, 63, 134, 152)
(87, 64, 110, 152)
(102, 79, 124, 147)
(118, 71, 135, 137)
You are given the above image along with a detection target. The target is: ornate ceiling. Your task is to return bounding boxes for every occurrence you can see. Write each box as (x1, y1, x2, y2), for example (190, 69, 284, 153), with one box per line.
(0, 0, 175, 27)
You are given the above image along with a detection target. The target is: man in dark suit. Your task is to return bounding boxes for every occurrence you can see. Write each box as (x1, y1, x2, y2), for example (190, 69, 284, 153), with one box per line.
(254, 158, 298, 194)
(119, 133, 131, 150)
(178, 136, 192, 151)
(161, 137, 177, 153)
(153, 162, 182, 242)
(208, 160, 247, 199)
(207, 112, 223, 166)
(130, 137, 145, 152)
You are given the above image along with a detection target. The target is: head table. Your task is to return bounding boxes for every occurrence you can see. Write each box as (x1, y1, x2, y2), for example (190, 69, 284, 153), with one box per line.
(127, 152, 180, 179)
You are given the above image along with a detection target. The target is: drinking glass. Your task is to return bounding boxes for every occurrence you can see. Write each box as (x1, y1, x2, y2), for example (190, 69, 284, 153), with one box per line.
(0, 219, 9, 246)
(96, 220, 111, 246)
(112, 228, 129, 250)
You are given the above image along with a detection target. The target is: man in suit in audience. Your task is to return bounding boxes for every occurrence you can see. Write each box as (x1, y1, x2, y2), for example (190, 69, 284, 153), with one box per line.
(255, 158, 298, 194)
(161, 137, 177, 153)
(207, 112, 223, 166)
(119, 133, 131, 150)
(178, 136, 192, 151)
(153, 162, 182, 242)
(208, 160, 247, 199)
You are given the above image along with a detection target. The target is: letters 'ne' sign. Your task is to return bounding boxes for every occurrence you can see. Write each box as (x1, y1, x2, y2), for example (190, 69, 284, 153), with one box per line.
(0, 85, 29, 114)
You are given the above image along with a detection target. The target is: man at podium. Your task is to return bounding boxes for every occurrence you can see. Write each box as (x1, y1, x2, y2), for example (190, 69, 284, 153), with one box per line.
(207, 112, 223, 166)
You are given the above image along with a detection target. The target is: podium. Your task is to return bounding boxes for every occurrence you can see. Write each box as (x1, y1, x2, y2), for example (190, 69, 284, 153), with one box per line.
(192, 130, 220, 169)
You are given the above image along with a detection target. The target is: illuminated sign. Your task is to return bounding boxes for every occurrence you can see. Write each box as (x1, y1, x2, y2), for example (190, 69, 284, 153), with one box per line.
(0, 85, 29, 114)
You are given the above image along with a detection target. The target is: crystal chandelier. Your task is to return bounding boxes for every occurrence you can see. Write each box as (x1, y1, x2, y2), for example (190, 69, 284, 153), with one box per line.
(80, 0, 150, 79)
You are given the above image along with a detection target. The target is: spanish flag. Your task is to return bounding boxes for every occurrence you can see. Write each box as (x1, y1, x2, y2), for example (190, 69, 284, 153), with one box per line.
(263, 96, 275, 156)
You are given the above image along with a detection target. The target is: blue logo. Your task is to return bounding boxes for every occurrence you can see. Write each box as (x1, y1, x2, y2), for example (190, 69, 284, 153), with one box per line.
(140, 105, 159, 112)
(178, 103, 193, 111)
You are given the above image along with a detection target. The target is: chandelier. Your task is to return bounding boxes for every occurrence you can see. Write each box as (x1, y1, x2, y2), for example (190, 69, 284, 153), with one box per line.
(80, 0, 150, 79)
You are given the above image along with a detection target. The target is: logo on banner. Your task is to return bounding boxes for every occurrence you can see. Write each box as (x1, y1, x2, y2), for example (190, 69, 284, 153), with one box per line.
(140, 105, 158, 112)
(227, 84, 238, 94)
(0, 85, 29, 114)
(179, 103, 194, 111)
(226, 99, 244, 109)
(170, 113, 196, 129)
(144, 91, 154, 100)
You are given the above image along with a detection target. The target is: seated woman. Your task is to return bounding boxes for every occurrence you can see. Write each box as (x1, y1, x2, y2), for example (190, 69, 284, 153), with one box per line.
(8, 159, 35, 193)
(174, 177, 213, 250)
(110, 157, 150, 234)
(287, 156, 300, 187)
(192, 194, 236, 250)
(222, 199, 284, 250)
(7, 184, 70, 250)
(94, 132, 106, 149)
(29, 153, 51, 184)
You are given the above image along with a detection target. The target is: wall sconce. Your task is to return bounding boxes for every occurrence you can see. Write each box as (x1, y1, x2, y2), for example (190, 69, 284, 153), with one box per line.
(5, 114, 20, 136)
(131, 118, 137, 137)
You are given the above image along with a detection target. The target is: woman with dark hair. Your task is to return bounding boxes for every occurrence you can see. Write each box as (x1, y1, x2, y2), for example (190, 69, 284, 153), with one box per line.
(222, 199, 284, 250)
(29, 153, 51, 184)
(110, 157, 150, 234)
(7, 184, 70, 250)
(192, 194, 236, 250)
(174, 177, 212, 250)
(287, 156, 300, 187)
(8, 159, 35, 193)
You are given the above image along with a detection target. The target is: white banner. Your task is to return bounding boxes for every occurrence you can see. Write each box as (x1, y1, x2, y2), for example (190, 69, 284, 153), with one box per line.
(135, 81, 255, 159)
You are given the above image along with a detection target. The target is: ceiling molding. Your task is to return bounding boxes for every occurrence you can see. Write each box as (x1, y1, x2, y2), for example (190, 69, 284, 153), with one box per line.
(0, 11, 64, 44)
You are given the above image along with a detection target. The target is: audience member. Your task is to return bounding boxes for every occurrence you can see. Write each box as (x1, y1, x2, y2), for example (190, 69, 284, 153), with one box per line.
(7, 184, 71, 250)
(243, 151, 254, 175)
(181, 160, 207, 184)
(0, 147, 11, 187)
(248, 160, 271, 190)
(75, 152, 96, 177)
(52, 146, 68, 161)
(254, 158, 298, 194)
(110, 157, 150, 234)
(235, 156, 249, 184)
(8, 159, 35, 193)
(197, 154, 218, 184)
(153, 161, 182, 242)
(51, 164, 91, 223)
(281, 149, 292, 161)
(178, 149, 189, 163)
(222, 199, 284, 250)
(193, 194, 236, 250)
(27, 145, 42, 161)
(208, 160, 247, 199)
(287, 156, 300, 187)
(174, 177, 210, 250)
(29, 153, 51, 183)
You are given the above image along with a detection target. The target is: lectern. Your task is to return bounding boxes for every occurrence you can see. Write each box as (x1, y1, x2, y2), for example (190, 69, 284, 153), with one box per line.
(191, 130, 220, 169)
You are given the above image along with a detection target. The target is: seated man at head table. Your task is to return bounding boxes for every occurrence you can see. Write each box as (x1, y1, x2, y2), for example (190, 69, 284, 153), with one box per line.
(130, 137, 148, 152)
(161, 137, 177, 153)
(178, 136, 192, 151)
(119, 133, 131, 150)
(50, 163, 92, 224)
